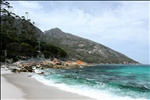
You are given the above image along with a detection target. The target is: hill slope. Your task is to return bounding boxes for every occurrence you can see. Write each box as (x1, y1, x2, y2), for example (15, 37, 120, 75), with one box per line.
(44, 28, 138, 64)
(0, 2, 67, 62)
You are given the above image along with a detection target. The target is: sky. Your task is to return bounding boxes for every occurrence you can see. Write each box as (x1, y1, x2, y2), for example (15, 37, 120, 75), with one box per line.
(8, 1, 149, 64)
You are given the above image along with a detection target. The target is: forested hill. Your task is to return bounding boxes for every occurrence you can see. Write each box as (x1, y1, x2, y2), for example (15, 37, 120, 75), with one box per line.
(44, 28, 138, 64)
(0, 1, 67, 62)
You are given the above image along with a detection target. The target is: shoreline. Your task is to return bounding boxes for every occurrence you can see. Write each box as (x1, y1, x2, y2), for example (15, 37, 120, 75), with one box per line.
(1, 69, 93, 100)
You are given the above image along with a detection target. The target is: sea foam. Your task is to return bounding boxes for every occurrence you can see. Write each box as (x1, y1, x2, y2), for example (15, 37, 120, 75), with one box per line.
(32, 73, 148, 100)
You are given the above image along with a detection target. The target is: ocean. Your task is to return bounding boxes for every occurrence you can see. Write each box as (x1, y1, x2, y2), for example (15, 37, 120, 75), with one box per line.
(32, 64, 150, 100)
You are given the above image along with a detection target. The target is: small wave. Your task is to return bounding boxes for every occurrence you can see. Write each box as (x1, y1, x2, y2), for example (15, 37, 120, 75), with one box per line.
(118, 84, 150, 92)
(32, 73, 149, 100)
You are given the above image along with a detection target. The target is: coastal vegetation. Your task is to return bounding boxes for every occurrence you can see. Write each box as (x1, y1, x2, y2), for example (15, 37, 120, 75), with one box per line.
(0, 0, 67, 62)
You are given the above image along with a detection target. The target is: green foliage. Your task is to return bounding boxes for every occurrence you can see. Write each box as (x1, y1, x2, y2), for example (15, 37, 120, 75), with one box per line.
(43, 50, 51, 58)
(6, 42, 20, 58)
(0, 0, 68, 62)
(40, 43, 67, 58)
(20, 43, 33, 57)
(0, 56, 6, 62)
(58, 49, 67, 58)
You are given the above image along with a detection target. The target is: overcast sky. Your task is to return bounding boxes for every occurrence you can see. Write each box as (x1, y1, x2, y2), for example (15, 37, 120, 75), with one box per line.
(8, 1, 149, 64)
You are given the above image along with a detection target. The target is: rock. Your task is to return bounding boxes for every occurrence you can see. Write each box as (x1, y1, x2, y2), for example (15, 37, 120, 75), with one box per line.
(36, 64, 41, 68)
(16, 70, 21, 73)
(47, 63, 53, 68)
(38, 72, 44, 75)
(24, 66, 34, 72)
(28, 69, 34, 72)
(52, 63, 80, 69)
(32, 62, 37, 66)
(11, 68, 17, 73)
(18, 65, 34, 73)
(66, 64, 80, 69)
(11, 68, 20, 73)
(21, 69, 27, 72)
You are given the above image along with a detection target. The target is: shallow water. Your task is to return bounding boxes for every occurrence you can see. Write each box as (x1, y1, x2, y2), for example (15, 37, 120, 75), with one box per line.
(32, 64, 150, 100)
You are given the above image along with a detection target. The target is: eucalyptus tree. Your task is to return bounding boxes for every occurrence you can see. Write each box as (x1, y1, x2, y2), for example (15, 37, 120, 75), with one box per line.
(13, 15, 21, 35)
(1, 1, 12, 17)
(1, 0, 9, 9)
(21, 16, 25, 20)
(20, 16, 26, 36)
(25, 12, 28, 20)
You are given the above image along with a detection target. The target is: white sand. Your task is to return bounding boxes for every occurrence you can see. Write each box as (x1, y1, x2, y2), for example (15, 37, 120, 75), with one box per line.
(1, 70, 26, 100)
(1, 68, 93, 100)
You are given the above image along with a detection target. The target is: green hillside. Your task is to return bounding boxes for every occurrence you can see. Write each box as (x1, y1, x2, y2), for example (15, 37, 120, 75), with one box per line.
(0, 1, 67, 62)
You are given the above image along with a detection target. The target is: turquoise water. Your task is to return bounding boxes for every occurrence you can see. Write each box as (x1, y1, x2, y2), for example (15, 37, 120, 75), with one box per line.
(33, 64, 150, 100)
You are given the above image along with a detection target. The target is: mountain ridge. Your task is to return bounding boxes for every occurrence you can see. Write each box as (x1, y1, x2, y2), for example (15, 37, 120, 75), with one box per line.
(44, 28, 138, 64)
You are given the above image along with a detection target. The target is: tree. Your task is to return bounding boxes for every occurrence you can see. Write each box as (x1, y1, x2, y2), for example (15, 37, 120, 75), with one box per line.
(6, 42, 20, 58)
(58, 49, 67, 58)
(0, 0, 68, 62)
(25, 12, 28, 20)
(20, 43, 33, 57)
(21, 16, 25, 20)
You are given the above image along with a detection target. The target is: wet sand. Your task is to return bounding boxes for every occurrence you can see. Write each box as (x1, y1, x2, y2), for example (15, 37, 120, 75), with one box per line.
(1, 69, 92, 100)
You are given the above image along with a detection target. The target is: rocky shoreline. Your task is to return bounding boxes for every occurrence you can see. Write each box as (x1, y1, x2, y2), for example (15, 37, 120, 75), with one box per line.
(1, 59, 91, 74)
(1, 64, 92, 100)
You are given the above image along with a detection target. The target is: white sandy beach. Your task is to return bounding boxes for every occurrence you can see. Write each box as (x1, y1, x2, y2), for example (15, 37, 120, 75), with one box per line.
(1, 70, 25, 100)
(1, 68, 93, 100)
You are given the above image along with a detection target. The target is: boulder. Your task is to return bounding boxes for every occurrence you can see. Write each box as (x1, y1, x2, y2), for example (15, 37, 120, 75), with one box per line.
(11, 68, 17, 73)
(38, 72, 44, 75)
(47, 63, 53, 68)
(66, 64, 80, 69)
(11, 68, 20, 73)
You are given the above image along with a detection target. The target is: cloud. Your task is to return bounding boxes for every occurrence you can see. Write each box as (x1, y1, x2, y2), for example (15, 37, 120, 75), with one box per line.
(18, 1, 43, 9)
